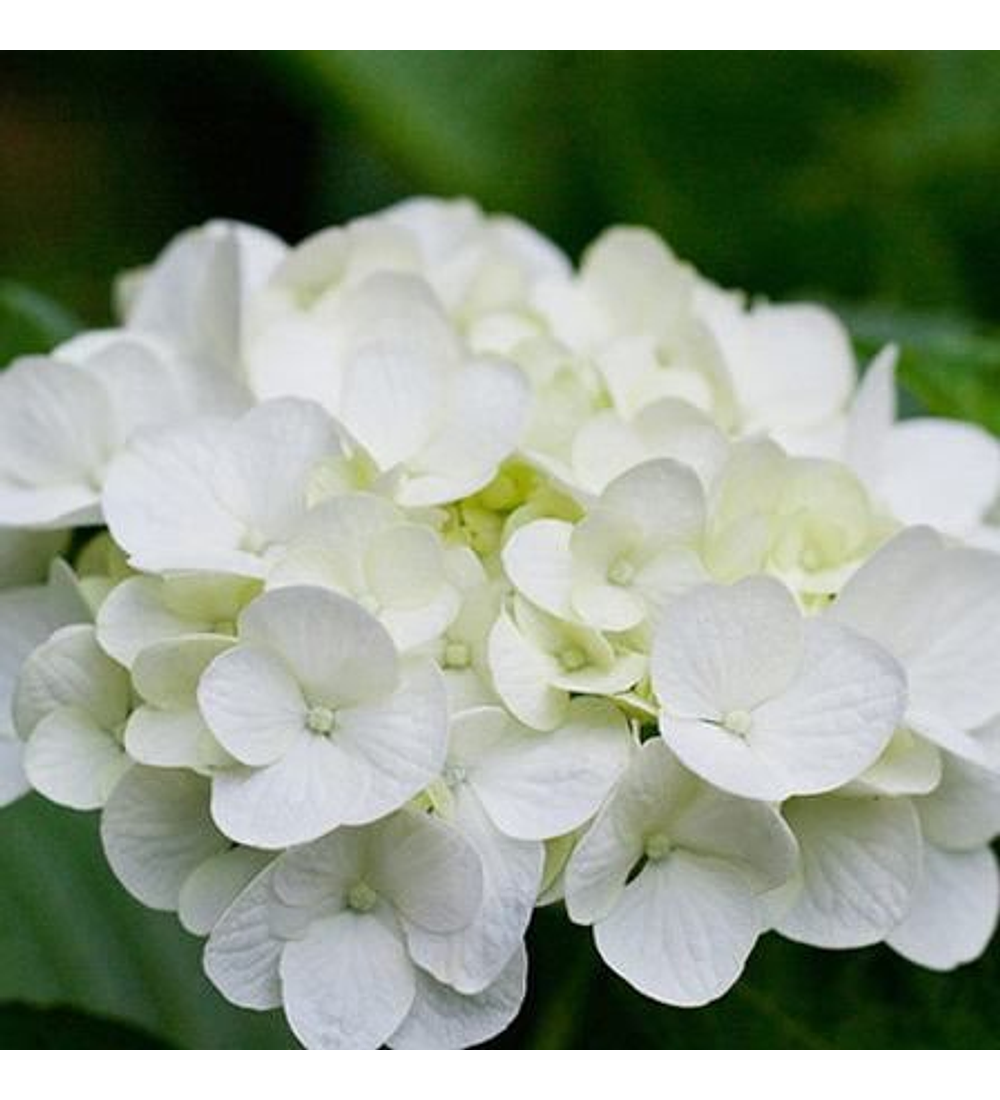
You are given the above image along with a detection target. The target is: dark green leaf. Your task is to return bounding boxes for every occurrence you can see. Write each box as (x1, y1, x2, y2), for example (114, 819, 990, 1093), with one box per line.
(0, 281, 80, 364)
(0, 1003, 170, 1049)
(0, 795, 296, 1049)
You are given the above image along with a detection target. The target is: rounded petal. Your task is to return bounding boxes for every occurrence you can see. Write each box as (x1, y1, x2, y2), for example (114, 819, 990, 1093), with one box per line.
(210, 735, 369, 848)
(389, 945, 528, 1050)
(14, 624, 130, 738)
(198, 644, 306, 767)
(748, 619, 905, 797)
(777, 794, 922, 949)
(879, 418, 1000, 537)
(203, 864, 284, 1010)
(470, 698, 633, 841)
(24, 708, 129, 810)
(917, 752, 1000, 850)
(487, 607, 567, 732)
(178, 847, 273, 937)
(372, 810, 483, 936)
(501, 519, 575, 620)
(594, 854, 762, 1007)
(238, 586, 399, 708)
(334, 656, 448, 824)
(101, 767, 227, 909)
(599, 458, 705, 546)
(406, 792, 543, 993)
(651, 576, 803, 719)
(280, 911, 416, 1050)
(887, 844, 999, 971)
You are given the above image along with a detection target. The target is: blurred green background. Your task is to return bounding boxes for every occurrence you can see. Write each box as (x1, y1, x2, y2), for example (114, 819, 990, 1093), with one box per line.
(3, 50, 1000, 1049)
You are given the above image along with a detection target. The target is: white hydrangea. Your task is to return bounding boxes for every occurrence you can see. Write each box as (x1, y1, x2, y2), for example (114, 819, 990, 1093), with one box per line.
(3, 195, 1000, 1048)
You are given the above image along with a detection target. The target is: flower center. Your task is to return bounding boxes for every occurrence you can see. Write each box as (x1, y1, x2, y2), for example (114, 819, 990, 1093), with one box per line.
(558, 645, 588, 673)
(347, 881, 378, 913)
(444, 762, 467, 789)
(644, 832, 672, 861)
(305, 704, 337, 736)
(721, 708, 753, 737)
(443, 640, 471, 670)
(607, 557, 636, 587)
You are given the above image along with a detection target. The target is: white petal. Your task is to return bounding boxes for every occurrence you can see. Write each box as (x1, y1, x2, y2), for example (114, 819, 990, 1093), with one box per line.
(210, 735, 368, 848)
(879, 418, 1000, 537)
(748, 619, 905, 796)
(777, 794, 922, 948)
(888, 844, 999, 971)
(211, 397, 341, 545)
(600, 458, 705, 545)
(335, 656, 448, 824)
(24, 708, 129, 810)
(101, 767, 227, 909)
(470, 698, 633, 841)
(125, 706, 230, 771)
(178, 847, 273, 936)
(501, 519, 575, 620)
(238, 586, 399, 708)
(197, 644, 306, 767)
(372, 810, 483, 935)
(14, 623, 130, 737)
(102, 418, 250, 575)
(280, 911, 416, 1050)
(389, 945, 528, 1050)
(652, 576, 803, 719)
(594, 854, 762, 1007)
(406, 790, 543, 993)
(918, 752, 1000, 850)
(487, 606, 567, 732)
(203, 864, 284, 1010)
(405, 357, 529, 505)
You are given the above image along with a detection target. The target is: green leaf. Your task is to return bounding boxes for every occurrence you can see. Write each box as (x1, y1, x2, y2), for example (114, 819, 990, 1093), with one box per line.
(0, 794, 297, 1049)
(0, 1004, 170, 1049)
(0, 281, 80, 364)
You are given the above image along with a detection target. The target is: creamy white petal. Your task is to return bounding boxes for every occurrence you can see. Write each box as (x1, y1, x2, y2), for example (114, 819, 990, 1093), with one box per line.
(178, 847, 273, 937)
(777, 794, 922, 948)
(101, 767, 227, 909)
(887, 843, 999, 971)
(24, 707, 129, 810)
(280, 910, 416, 1050)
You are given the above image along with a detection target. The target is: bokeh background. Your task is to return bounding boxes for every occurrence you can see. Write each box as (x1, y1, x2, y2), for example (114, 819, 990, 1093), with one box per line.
(2, 50, 1000, 1048)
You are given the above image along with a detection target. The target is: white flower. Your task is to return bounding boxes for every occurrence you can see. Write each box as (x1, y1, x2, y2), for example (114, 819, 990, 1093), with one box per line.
(96, 572, 259, 668)
(502, 458, 707, 633)
(651, 576, 906, 800)
(846, 348, 1000, 541)
(0, 332, 232, 529)
(203, 809, 496, 1049)
(695, 285, 856, 444)
(488, 594, 646, 731)
(123, 218, 286, 393)
(416, 700, 632, 993)
(247, 272, 529, 506)
(101, 765, 269, 935)
(267, 492, 460, 649)
(887, 749, 1000, 970)
(197, 586, 448, 847)
(565, 738, 797, 1006)
(704, 438, 880, 594)
(534, 228, 733, 424)
(13, 624, 132, 809)
(831, 525, 1000, 766)
(125, 635, 234, 770)
(103, 397, 342, 576)
(0, 566, 90, 805)
(775, 792, 922, 948)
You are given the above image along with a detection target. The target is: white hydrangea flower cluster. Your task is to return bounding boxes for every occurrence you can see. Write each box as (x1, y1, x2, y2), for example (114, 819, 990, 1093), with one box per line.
(2, 198, 1000, 1048)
